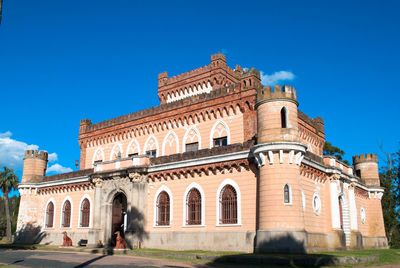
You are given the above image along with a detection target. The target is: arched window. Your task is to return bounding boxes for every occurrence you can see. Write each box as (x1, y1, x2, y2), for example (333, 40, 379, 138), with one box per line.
(156, 191, 170, 226)
(186, 188, 201, 225)
(219, 185, 237, 224)
(62, 200, 71, 228)
(284, 184, 291, 204)
(210, 120, 230, 148)
(144, 135, 159, 157)
(46, 202, 54, 228)
(338, 196, 344, 230)
(281, 107, 287, 128)
(80, 198, 90, 227)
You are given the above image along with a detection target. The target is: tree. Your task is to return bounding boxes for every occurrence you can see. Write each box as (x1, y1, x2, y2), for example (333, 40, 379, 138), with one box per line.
(380, 148, 400, 248)
(0, 167, 19, 242)
(323, 141, 350, 165)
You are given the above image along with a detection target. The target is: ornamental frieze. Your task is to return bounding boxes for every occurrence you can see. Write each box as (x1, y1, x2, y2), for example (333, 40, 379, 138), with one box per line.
(300, 164, 328, 182)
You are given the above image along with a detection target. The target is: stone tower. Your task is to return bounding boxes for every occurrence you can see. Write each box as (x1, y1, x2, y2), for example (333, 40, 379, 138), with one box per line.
(22, 150, 48, 183)
(352, 154, 380, 187)
(253, 84, 307, 253)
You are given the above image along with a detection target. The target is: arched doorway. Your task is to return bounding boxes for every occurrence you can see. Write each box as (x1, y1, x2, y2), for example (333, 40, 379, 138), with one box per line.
(111, 192, 127, 246)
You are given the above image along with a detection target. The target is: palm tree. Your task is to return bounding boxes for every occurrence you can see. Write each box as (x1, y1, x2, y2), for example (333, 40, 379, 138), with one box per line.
(0, 167, 19, 242)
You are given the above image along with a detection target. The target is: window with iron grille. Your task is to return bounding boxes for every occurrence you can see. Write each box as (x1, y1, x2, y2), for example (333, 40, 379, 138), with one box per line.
(46, 202, 54, 228)
(213, 136, 227, 147)
(80, 198, 90, 227)
(284, 184, 290, 204)
(185, 142, 199, 152)
(220, 185, 237, 224)
(186, 188, 201, 225)
(62, 200, 71, 228)
(146, 150, 157, 157)
(156, 191, 170, 226)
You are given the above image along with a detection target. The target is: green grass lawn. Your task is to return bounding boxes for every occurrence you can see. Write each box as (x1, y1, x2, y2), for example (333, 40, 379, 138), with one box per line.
(314, 248, 400, 267)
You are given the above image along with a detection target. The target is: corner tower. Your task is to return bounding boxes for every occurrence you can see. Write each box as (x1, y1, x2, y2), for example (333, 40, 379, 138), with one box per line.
(352, 153, 380, 187)
(252, 85, 307, 253)
(22, 150, 48, 183)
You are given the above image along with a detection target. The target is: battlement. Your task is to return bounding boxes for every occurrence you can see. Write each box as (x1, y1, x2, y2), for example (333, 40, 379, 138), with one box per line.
(80, 118, 92, 126)
(157, 54, 244, 104)
(24, 150, 48, 161)
(240, 68, 261, 79)
(211, 52, 226, 63)
(353, 153, 378, 164)
(157, 53, 240, 86)
(256, 85, 297, 104)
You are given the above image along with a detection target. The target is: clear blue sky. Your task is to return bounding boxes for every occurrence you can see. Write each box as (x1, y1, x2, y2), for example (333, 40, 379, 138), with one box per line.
(1, 0, 399, 184)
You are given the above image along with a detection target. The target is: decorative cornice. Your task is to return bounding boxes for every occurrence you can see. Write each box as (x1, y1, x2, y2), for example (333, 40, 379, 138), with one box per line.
(148, 150, 251, 173)
(19, 176, 90, 189)
(148, 158, 252, 182)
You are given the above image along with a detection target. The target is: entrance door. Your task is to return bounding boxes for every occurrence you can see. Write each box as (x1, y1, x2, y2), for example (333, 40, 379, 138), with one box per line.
(111, 193, 127, 245)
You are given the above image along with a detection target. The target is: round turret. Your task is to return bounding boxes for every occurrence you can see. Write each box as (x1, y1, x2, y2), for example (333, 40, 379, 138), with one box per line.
(352, 153, 379, 187)
(253, 84, 307, 253)
(22, 150, 48, 183)
(256, 85, 299, 143)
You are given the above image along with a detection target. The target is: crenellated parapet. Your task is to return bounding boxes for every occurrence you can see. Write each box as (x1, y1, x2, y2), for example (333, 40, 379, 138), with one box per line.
(157, 53, 243, 104)
(22, 150, 48, 183)
(352, 153, 380, 187)
(352, 153, 378, 164)
(79, 119, 92, 135)
(256, 85, 297, 107)
(240, 68, 261, 90)
(24, 150, 48, 161)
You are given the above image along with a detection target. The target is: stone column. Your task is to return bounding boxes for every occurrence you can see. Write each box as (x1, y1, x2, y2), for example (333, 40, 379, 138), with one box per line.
(329, 176, 340, 230)
(88, 178, 103, 246)
(348, 185, 358, 231)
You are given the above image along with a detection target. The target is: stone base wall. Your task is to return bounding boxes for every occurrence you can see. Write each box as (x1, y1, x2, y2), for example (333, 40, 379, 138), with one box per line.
(362, 236, 389, 249)
(142, 230, 255, 252)
(17, 228, 388, 253)
(255, 230, 388, 253)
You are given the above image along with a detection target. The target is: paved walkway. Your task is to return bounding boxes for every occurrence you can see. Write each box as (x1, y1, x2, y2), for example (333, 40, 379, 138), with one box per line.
(0, 249, 205, 268)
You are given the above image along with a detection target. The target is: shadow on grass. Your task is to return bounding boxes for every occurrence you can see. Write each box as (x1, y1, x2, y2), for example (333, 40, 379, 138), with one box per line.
(205, 235, 358, 267)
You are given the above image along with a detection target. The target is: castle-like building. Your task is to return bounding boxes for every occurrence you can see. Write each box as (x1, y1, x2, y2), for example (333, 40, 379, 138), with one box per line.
(16, 54, 387, 252)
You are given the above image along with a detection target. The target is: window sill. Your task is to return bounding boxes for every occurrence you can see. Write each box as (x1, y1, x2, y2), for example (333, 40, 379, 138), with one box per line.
(182, 224, 206, 228)
(60, 227, 72, 230)
(152, 225, 171, 228)
(78, 226, 91, 229)
(44, 227, 55, 230)
(216, 224, 242, 227)
(284, 203, 293, 206)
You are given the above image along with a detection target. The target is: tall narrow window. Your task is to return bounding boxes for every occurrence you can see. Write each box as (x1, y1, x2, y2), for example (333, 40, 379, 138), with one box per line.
(339, 196, 344, 230)
(46, 202, 54, 228)
(220, 185, 237, 224)
(284, 184, 291, 204)
(186, 188, 201, 225)
(281, 107, 287, 128)
(62, 200, 71, 228)
(80, 198, 90, 227)
(156, 191, 170, 226)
